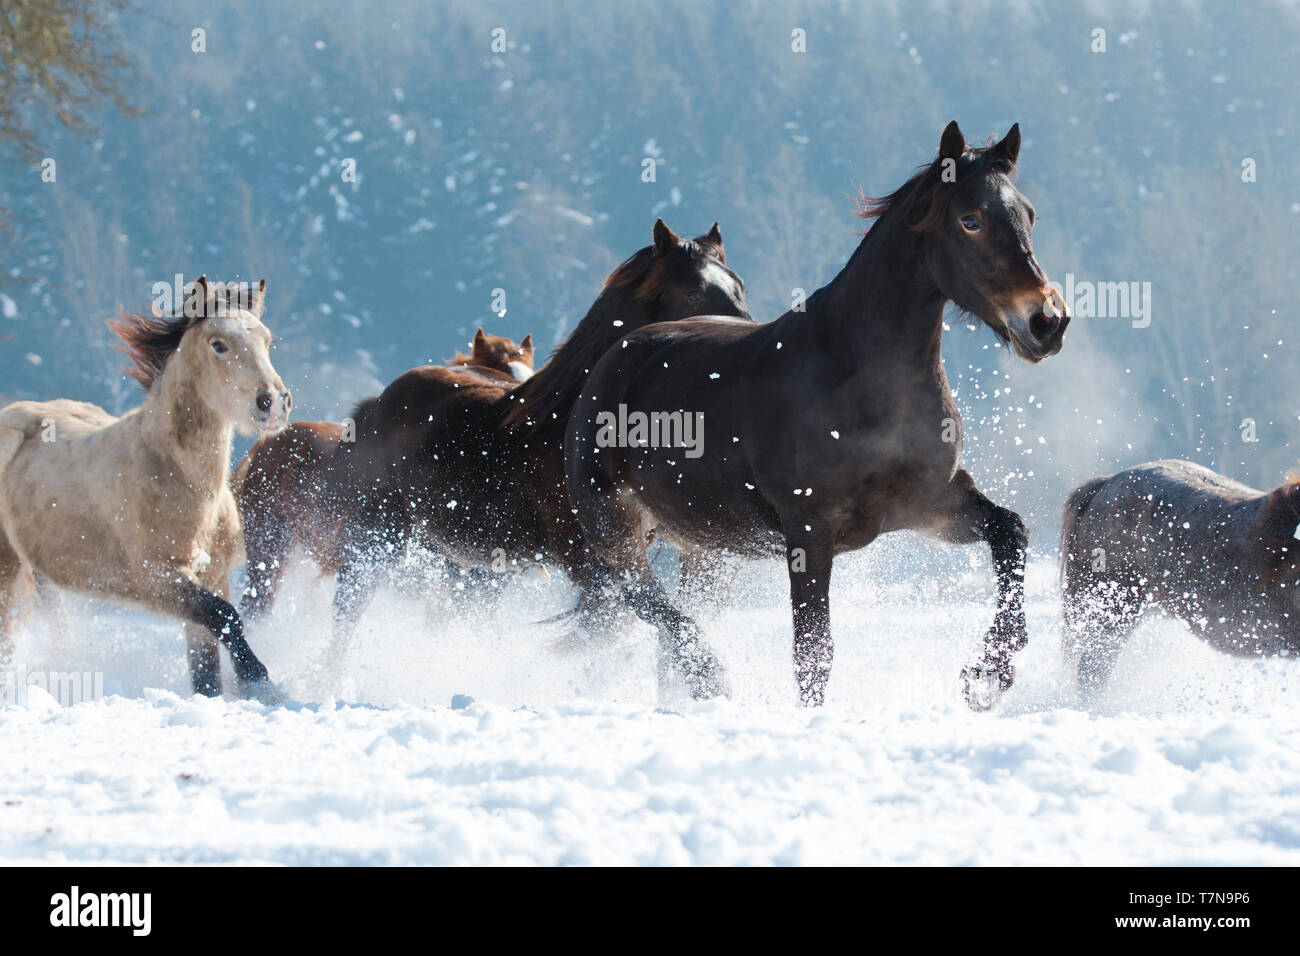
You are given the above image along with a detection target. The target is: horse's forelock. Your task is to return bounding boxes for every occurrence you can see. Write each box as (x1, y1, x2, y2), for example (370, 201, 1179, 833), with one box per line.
(856, 143, 1018, 232)
(611, 240, 726, 303)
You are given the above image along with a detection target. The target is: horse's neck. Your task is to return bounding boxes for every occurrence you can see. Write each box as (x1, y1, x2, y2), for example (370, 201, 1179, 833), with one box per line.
(802, 219, 947, 367)
(507, 291, 636, 433)
(134, 368, 234, 496)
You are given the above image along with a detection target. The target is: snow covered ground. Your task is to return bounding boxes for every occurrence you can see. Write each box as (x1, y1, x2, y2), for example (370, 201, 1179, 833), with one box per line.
(3, 536, 1299, 865)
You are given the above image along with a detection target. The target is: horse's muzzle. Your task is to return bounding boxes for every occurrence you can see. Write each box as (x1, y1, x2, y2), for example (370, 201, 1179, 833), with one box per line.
(254, 389, 292, 433)
(1009, 288, 1070, 362)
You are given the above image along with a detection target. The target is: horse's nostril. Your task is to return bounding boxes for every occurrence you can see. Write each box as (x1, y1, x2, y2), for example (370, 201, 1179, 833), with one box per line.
(282, 391, 292, 411)
(256, 392, 273, 414)
(1029, 311, 1053, 339)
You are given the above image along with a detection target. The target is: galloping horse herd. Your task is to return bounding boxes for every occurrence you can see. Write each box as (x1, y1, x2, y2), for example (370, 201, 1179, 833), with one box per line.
(1, 122, 1296, 710)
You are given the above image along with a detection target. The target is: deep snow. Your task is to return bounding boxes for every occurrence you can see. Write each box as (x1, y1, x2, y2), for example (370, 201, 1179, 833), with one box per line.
(2, 536, 1298, 865)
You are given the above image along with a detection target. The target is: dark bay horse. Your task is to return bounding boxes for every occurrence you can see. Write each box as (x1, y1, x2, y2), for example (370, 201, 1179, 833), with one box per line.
(323, 220, 750, 671)
(234, 330, 535, 620)
(565, 123, 1070, 708)
(1062, 460, 1300, 696)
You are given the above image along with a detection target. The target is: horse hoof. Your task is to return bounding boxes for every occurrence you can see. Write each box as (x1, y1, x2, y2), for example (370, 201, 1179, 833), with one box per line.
(961, 662, 1013, 711)
(239, 679, 286, 705)
(684, 659, 731, 700)
(688, 675, 730, 700)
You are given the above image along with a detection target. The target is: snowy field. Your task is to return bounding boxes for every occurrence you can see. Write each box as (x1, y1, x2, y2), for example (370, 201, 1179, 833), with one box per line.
(2, 536, 1298, 866)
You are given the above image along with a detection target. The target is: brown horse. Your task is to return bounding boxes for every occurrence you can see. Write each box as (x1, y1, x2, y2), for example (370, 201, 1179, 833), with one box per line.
(1061, 460, 1300, 696)
(322, 219, 750, 674)
(565, 123, 1070, 707)
(234, 330, 535, 619)
(0, 277, 289, 698)
(451, 327, 534, 384)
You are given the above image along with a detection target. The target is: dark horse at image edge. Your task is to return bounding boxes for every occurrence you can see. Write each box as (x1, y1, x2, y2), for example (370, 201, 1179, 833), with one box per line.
(566, 121, 1070, 708)
(1061, 460, 1300, 697)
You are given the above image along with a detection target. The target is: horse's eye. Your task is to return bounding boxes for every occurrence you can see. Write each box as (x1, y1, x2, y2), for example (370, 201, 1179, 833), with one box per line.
(211, 340, 228, 354)
(687, 290, 703, 304)
(959, 214, 981, 232)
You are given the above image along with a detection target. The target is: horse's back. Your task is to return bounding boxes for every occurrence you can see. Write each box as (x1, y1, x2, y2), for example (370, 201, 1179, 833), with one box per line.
(1061, 459, 1269, 606)
(1077, 460, 1260, 531)
(0, 400, 120, 494)
(623, 314, 763, 350)
(357, 364, 508, 437)
(0, 398, 116, 442)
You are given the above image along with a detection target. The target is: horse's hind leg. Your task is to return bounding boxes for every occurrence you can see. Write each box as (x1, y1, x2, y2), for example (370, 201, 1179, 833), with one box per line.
(676, 547, 738, 621)
(921, 469, 1028, 709)
(32, 573, 74, 660)
(444, 560, 501, 615)
(565, 459, 727, 699)
(570, 534, 728, 699)
(781, 520, 837, 706)
(1062, 581, 1136, 702)
(240, 517, 290, 622)
(326, 555, 382, 676)
(1074, 622, 1129, 701)
(619, 566, 730, 700)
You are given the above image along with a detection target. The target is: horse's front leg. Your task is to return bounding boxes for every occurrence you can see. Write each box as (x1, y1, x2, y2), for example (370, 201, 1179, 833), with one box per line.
(922, 469, 1028, 710)
(172, 579, 272, 698)
(784, 519, 835, 706)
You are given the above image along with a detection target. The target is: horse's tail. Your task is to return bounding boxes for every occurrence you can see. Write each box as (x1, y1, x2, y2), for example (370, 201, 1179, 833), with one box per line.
(1059, 475, 1109, 594)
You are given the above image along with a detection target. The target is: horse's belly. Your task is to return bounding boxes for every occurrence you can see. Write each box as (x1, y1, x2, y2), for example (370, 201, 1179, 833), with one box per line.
(414, 457, 571, 569)
(628, 459, 784, 557)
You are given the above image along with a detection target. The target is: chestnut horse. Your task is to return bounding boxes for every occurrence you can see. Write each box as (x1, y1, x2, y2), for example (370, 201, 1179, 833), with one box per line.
(451, 327, 535, 384)
(1062, 460, 1300, 696)
(565, 123, 1070, 707)
(0, 278, 289, 698)
(235, 329, 534, 619)
(321, 219, 750, 674)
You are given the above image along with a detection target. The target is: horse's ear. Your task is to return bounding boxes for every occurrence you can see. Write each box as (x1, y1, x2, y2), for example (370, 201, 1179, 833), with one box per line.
(704, 222, 725, 261)
(520, 333, 533, 352)
(247, 279, 267, 318)
(653, 217, 680, 254)
(472, 327, 488, 351)
(993, 123, 1021, 166)
(939, 120, 965, 163)
(186, 275, 211, 317)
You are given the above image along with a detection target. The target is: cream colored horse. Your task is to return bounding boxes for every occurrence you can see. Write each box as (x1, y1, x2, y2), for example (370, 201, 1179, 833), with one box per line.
(0, 277, 290, 699)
